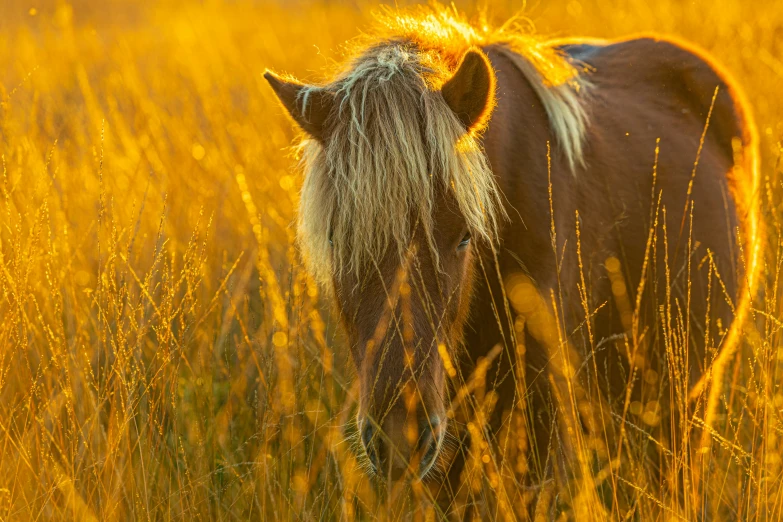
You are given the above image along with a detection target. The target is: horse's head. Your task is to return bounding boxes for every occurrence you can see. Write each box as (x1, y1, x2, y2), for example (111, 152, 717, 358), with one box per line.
(265, 45, 500, 481)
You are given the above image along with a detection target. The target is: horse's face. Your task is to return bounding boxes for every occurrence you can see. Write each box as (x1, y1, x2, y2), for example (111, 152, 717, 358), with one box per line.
(332, 194, 476, 481)
(265, 48, 496, 481)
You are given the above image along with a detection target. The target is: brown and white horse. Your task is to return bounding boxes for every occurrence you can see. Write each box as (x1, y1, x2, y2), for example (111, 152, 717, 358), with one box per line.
(265, 5, 761, 506)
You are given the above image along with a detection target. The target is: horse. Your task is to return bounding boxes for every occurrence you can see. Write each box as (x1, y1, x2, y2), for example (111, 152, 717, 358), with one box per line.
(264, 5, 761, 514)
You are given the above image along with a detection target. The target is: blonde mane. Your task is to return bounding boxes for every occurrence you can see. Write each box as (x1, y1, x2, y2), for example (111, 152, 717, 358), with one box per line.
(296, 5, 590, 282)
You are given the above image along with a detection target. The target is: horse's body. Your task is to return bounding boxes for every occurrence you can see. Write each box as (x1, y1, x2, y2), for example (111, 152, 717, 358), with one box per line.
(266, 8, 760, 514)
(463, 35, 758, 492)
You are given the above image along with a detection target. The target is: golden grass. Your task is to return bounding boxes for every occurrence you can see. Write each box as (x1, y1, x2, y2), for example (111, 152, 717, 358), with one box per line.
(0, 0, 782, 520)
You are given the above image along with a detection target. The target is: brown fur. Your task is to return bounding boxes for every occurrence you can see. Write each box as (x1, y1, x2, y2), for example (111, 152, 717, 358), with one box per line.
(265, 6, 761, 514)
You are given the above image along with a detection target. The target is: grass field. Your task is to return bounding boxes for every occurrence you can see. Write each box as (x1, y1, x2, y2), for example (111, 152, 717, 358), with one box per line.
(1, 0, 782, 520)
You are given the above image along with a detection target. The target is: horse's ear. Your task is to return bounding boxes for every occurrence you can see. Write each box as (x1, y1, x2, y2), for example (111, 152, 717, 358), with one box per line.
(264, 70, 334, 142)
(440, 48, 496, 132)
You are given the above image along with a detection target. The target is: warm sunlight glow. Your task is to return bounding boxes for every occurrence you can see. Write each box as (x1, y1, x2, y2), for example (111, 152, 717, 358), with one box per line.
(0, 0, 779, 520)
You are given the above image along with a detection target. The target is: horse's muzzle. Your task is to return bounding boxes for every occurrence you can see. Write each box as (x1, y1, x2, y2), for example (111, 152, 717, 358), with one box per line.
(359, 414, 444, 481)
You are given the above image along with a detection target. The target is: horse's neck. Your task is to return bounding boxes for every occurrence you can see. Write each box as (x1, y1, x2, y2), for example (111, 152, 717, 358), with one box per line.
(458, 48, 567, 362)
(481, 46, 575, 285)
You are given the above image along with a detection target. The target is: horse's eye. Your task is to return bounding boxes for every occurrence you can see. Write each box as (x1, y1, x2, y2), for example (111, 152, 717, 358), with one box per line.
(457, 231, 471, 251)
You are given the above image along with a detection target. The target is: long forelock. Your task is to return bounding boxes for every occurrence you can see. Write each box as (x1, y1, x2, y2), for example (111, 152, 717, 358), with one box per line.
(297, 43, 502, 283)
(295, 4, 591, 284)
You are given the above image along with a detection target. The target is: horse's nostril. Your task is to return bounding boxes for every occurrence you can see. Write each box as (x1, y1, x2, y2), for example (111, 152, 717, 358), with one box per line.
(360, 420, 379, 469)
(421, 437, 439, 472)
(361, 421, 373, 448)
(416, 424, 433, 452)
(418, 416, 441, 474)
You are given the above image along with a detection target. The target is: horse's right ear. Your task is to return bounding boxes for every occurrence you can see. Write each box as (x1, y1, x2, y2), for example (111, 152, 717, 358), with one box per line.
(440, 48, 496, 133)
(264, 70, 334, 142)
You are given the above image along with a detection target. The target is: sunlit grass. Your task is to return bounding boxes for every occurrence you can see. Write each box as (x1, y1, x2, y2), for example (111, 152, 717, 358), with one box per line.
(0, 0, 782, 520)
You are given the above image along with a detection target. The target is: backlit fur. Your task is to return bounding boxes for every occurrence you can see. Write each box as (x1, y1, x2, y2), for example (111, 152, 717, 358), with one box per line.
(295, 5, 591, 283)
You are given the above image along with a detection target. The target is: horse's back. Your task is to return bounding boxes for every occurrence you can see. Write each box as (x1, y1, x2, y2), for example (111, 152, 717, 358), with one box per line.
(561, 36, 751, 156)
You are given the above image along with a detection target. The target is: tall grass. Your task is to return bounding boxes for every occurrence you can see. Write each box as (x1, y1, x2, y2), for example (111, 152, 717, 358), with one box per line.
(0, 0, 781, 520)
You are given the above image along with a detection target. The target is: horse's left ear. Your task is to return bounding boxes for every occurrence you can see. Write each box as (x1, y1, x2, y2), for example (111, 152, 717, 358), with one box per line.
(441, 48, 496, 132)
(264, 70, 334, 142)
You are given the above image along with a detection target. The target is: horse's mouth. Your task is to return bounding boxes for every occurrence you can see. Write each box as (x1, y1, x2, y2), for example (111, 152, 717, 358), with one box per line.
(359, 430, 445, 482)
